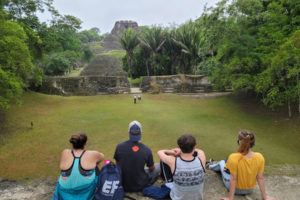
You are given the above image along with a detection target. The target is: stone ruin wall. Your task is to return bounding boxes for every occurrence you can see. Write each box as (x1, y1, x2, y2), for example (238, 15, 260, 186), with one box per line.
(140, 74, 213, 93)
(33, 76, 130, 96)
(110, 20, 139, 35)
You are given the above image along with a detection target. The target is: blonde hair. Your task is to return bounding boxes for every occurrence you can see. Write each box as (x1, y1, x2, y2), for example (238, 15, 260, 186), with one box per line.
(237, 130, 255, 155)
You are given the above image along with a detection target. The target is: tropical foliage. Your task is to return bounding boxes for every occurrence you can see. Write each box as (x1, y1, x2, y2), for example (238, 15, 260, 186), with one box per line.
(119, 0, 300, 116)
(0, 0, 102, 110)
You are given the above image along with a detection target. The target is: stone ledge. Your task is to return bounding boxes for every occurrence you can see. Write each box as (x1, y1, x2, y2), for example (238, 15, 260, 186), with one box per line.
(1, 172, 299, 200)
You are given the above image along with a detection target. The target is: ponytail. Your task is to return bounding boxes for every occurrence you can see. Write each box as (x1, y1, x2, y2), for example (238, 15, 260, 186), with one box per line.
(237, 130, 255, 155)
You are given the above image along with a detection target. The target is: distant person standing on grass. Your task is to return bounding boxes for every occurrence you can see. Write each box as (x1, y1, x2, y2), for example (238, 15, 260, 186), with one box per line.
(134, 95, 137, 104)
(138, 94, 141, 102)
(158, 134, 206, 200)
(206, 130, 276, 200)
(114, 120, 160, 192)
(52, 132, 104, 200)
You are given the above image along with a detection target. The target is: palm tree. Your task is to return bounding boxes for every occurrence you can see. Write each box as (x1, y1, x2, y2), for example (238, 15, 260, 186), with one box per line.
(163, 28, 182, 74)
(173, 21, 202, 74)
(139, 26, 166, 76)
(119, 28, 139, 78)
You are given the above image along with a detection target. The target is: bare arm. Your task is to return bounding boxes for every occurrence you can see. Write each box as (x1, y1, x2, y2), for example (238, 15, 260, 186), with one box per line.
(59, 149, 70, 169)
(221, 173, 237, 200)
(257, 173, 276, 200)
(96, 152, 104, 165)
(157, 149, 177, 172)
(195, 149, 206, 169)
(148, 165, 155, 171)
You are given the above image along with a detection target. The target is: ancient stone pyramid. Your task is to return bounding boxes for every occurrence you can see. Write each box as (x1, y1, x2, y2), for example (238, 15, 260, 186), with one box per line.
(80, 20, 139, 77)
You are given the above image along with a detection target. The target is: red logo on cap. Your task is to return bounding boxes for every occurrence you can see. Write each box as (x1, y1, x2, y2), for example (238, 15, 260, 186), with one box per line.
(132, 146, 139, 152)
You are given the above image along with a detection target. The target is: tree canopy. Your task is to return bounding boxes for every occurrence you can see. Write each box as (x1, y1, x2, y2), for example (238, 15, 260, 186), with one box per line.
(0, 0, 100, 110)
(119, 0, 300, 116)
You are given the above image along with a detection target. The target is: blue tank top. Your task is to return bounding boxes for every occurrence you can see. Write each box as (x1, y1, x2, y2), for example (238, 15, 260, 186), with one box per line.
(59, 150, 96, 189)
(171, 156, 205, 200)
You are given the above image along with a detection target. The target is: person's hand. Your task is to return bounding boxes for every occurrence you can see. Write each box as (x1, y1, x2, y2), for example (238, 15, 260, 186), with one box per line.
(172, 148, 181, 157)
(264, 196, 276, 200)
(220, 197, 229, 200)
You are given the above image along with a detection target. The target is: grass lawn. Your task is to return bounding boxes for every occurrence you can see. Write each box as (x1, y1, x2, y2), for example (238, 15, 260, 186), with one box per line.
(0, 92, 299, 179)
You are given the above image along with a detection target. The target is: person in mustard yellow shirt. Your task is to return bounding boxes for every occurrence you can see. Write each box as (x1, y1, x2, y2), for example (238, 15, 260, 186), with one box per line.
(206, 130, 275, 200)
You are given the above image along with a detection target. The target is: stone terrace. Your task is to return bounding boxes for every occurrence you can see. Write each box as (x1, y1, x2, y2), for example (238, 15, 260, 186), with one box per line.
(1, 171, 299, 200)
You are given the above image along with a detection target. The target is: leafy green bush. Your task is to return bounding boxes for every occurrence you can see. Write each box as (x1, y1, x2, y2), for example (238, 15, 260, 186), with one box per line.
(43, 51, 79, 75)
(0, 18, 33, 109)
(44, 53, 70, 75)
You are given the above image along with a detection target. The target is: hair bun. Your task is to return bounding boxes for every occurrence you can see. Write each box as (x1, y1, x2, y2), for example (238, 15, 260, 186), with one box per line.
(69, 133, 87, 149)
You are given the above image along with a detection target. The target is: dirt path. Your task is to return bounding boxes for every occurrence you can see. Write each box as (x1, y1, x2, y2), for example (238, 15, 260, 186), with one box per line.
(1, 171, 299, 200)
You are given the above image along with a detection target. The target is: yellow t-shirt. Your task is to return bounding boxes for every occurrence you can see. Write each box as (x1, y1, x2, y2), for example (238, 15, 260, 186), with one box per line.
(225, 152, 265, 190)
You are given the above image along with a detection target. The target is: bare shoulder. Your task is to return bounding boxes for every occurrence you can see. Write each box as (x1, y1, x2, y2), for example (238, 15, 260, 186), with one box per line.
(61, 149, 71, 157)
(86, 150, 101, 155)
(196, 149, 206, 157)
(196, 149, 206, 164)
(86, 150, 104, 160)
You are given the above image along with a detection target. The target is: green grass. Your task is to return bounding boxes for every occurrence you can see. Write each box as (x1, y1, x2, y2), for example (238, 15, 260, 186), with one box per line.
(0, 92, 299, 179)
(128, 77, 143, 87)
(89, 42, 103, 50)
(65, 66, 85, 77)
(128, 77, 143, 84)
(97, 50, 126, 58)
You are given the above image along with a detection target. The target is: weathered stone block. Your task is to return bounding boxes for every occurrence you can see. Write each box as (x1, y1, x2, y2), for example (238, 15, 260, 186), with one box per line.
(32, 76, 130, 96)
(141, 75, 212, 93)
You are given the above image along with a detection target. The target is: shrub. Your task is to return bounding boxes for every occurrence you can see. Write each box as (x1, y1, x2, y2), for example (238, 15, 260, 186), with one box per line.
(150, 82, 163, 94)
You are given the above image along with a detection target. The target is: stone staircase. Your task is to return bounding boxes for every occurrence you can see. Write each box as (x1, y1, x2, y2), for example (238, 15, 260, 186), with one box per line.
(193, 86, 205, 93)
(130, 87, 142, 94)
(163, 87, 175, 93)
(80, 55, 127, 77)
(163, 86, 207, 94)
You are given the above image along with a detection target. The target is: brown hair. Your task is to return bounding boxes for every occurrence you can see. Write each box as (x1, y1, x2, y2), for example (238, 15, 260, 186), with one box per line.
(237, 130, 255, 155)
(69, 132, 87, 149)
(177, 134, 196, 153)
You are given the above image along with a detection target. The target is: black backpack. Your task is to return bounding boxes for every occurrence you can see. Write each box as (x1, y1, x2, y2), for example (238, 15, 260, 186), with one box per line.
(160, 160, 173, 182)
(95, 162, 124, 200)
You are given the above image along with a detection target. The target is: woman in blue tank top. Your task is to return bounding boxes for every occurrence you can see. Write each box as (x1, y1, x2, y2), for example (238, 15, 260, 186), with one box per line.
(158, 134, 206, 200)
(52, 132, 104, 200)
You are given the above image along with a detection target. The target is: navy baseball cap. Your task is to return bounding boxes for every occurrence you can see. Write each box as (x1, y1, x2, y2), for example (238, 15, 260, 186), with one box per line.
(128, 120, 142, 142)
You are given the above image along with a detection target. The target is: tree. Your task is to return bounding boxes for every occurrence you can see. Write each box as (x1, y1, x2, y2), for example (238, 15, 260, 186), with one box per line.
(119, 28, 140, 78)
(78, 29, 101, 43)
(0, 16, 33, 109)
(139, 26, 166, 76)
(90, 27, 100, 35)
(173, 21, 203, 74)
(256, 30, 300, 117)
(44, 52, 72, 75)
(163, 28, 182, 75)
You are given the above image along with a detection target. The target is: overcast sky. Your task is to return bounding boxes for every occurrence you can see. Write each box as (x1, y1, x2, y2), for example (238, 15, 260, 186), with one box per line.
(38, 0, 220, 33)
